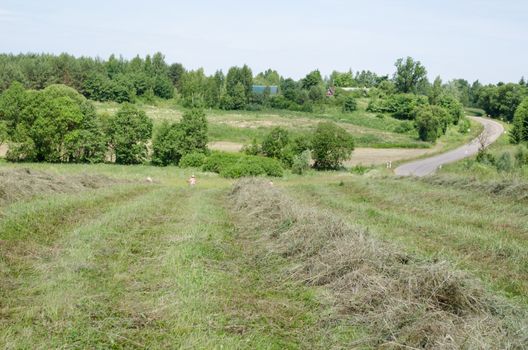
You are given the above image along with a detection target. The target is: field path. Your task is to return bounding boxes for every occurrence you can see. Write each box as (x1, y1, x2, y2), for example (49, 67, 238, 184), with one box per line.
(395, 117, 504, 177)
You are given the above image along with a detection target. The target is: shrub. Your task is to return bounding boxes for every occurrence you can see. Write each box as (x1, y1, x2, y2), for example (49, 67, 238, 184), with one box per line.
(0, 83, 107, 163)
(366, 98, 386, 113)
(386, 93, 428, 119)
(202, 152, 283, 178)
(220, 161, 265, 178)
(341, 96, 357, 113)
(414, 106, 442, 142)
(151, 121, 182, 166)
(292, 150, 311, 175)
(458, 117, 471, 134)
(476, 150, 495, 165)
(312, 122, 354, 170)
(262, 127, 290, 159)
(107, 103, 153, 164)
(242, 138, 261, 156)
(202, 152, 241, 173)
(511, 97, 528, 144)
(438, 94, 463, 124)
(151, 108, 208, 166)
(350, 164, 369, 175)
(179, 152, 207, 168)
(515, 146, 528, 167)
(393, 121, 414, 134)
(495, 152, 514, 172)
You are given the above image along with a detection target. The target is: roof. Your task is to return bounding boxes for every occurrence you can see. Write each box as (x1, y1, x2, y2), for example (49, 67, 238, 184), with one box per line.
(252, 85, 279, 95)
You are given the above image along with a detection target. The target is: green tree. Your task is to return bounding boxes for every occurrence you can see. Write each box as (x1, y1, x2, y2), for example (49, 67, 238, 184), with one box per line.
(312, 122, 354, 170)
(429, 76, 443, 105)
(152, 108, 208, 166)
(437, 94, 463, 125)
(151, 121, 183, 166)
(511, 97, 528, 144)
(330, 70, 355, 87)
(107, 103, 153, 164)
(341, 95, 357, 113)
(261, 127, 290, 161)
(168, 63, 185, 90)
(301, 70, 323, 90)
(415, 106, 442, 142)
(230, 82, 247, 110)
(393, 57, 428, 93)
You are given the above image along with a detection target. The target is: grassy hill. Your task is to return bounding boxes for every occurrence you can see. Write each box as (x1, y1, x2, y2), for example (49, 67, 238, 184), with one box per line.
(1, 162, 526, 348)
(94, 99, 475, 150)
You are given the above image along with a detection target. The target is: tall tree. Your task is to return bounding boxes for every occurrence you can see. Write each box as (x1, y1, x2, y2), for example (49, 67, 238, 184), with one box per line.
(393, 57, 428, 94)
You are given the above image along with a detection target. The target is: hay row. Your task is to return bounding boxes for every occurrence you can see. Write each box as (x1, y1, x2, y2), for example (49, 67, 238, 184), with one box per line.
(0, 168, 124, 206)
(229, 178, 527, 349)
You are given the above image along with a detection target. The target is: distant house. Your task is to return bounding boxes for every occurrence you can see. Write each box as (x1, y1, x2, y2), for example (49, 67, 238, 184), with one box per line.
(340, 87, 370, 92)
(252, 85, 279, 95)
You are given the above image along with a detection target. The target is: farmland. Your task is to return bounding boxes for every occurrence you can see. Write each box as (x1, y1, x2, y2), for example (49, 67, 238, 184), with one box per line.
(1, 162, 527, 348)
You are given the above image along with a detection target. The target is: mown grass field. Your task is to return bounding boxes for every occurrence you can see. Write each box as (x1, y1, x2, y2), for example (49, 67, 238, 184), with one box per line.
(1, 161, 527, 348)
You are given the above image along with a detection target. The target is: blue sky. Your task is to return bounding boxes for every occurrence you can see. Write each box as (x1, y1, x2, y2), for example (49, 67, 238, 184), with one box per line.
(0, 0, 526, 83)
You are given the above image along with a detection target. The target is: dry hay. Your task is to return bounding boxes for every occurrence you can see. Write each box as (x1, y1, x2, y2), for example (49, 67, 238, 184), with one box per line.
(0, 168, 125, 206)
(419, 175, 528, 203)
(229, 178, 528, 349)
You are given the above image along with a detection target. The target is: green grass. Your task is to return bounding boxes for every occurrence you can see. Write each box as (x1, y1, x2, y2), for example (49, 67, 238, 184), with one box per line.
(440, 119, 528, 180)
(0, 163, 362, 349)
(94, 99, 432, 148)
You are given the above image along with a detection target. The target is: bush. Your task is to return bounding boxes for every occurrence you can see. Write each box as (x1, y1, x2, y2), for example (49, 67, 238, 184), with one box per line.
(350, 164, 370, 175)
(515, 146, 528, 167)
(495, 152, 513, 172)
(220, 161, 265, 178)
(341, 96, 357, 113)
(312, 122, 354, 170)
(292, 150, 311, 175)
(179, 152, 207, 168)
(458, 117, 471, 134)
(151, 108, 208, 166)
(262, 127, 290, 159)
(202, 152, 241, 173)
(438, 94, 463, 124)
(386, 93, 428, 119)
(414, 106, 442, 142)
(202, 152, 283, 178)
(242, 138, 261, 156)
(393, 121, 414, 134)
(476, 150, 495, 165)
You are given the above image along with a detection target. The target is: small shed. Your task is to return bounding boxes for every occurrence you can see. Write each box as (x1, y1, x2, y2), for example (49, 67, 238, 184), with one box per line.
(252, 85, 279, 95)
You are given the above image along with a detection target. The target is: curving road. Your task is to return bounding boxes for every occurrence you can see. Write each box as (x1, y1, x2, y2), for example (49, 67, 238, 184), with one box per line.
(394, 117, 504, 177)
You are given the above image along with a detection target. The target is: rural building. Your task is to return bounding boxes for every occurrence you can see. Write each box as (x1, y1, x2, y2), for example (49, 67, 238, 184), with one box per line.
(252, 85, 279, 95)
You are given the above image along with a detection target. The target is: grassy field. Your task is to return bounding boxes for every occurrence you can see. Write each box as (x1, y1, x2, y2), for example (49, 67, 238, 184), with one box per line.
(1, 161, 527, 348)
(94, 99, 438, 148)
(0, 164, 361, 349)
(439, 120, 528, 180)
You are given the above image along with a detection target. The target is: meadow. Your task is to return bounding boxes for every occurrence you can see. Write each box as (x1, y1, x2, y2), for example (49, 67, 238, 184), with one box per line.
(94, 99, 476, 150)
(1, 161, 526, 348)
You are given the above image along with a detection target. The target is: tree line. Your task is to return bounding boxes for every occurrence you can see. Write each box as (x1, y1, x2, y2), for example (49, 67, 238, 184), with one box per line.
(1, 52, 527, 148)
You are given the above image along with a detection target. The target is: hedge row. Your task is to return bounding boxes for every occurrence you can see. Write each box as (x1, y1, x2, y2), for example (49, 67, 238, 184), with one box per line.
(202, 152, 283, 178)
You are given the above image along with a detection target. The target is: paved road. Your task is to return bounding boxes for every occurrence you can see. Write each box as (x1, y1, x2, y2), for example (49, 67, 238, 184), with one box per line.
(394, 117, 504, 177)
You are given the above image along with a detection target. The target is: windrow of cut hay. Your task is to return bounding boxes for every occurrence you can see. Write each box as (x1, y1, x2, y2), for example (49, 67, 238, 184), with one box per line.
(229, 179, 527, 349)
(419, 175, 528, 202)
(0, 168, 125, 206)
